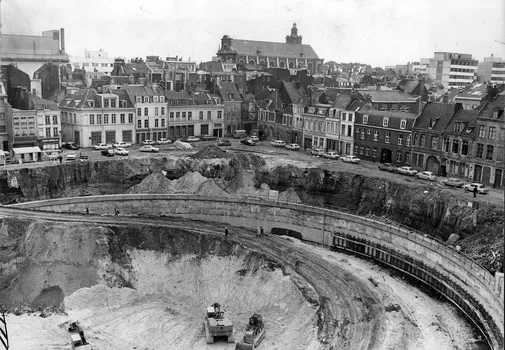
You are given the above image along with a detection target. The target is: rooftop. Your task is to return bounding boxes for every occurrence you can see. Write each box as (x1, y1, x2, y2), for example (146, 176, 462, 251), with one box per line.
(226, 38, 319, 60)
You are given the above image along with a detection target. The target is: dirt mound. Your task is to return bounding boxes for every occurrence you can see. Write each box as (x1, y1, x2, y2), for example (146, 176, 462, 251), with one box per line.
(195, 179, 231, 197)
(171, 171, 208, 193)
(31, 286, 64, 310)
(173, 140, 193, 150)
(278, 187, 302, 203)
(129, 171, 173, 194)
(190, 145, 232, 159)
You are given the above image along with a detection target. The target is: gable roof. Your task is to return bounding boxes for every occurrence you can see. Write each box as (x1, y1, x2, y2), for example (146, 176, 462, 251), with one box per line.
(414, 103, 456, 131)
(331, 94, 352, 110)
(29, 94, 59, 110)
(230, 38, 319, 60)
(477, 92, 505, 120)
(219, 81, 241, 101)
(445, 108, 478, 135)
(282, 81, 303, 104)
(398, 80, 419, 94)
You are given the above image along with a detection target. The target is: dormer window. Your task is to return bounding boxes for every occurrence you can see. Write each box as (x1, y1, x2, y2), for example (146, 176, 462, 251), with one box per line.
(363, 115, 368, 124)
(144, 96, 149, 103)
(153, 96, 159, 103)
(383, 117, 389, 127)
(104, 99, 109, 108)
(121, 100, 127, 108)
(136, 96, 141, 103)
(400, 119, 407, 130)
(454, 122, 465, 133)
(160, 96, 165, 103)
(400, 105, 409, 112)
(88, 100, 94, 108)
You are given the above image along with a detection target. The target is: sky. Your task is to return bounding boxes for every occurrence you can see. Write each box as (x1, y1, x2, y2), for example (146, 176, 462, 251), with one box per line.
(2, 0, 505, 67)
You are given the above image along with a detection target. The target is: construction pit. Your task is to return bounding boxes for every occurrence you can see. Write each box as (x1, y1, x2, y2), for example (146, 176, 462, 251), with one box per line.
(0, 148, 502, 349)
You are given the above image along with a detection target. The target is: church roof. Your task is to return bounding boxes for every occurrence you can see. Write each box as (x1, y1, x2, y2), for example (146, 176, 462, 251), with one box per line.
(229, 39, 319, 60)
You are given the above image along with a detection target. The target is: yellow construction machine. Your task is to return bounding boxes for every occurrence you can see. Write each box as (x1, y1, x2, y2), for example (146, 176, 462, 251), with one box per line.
(235, 314, 266, 350)
(204, 303, 235, 344)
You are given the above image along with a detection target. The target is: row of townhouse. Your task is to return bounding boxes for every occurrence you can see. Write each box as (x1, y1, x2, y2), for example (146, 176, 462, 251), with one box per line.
(59, 85, 226, 147)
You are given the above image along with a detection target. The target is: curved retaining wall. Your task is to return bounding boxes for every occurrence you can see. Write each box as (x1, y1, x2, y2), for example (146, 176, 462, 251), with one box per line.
(8, 194, 505, 349)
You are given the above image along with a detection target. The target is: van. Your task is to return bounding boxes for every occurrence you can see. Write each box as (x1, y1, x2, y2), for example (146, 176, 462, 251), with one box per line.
(233, 130, 247, 138)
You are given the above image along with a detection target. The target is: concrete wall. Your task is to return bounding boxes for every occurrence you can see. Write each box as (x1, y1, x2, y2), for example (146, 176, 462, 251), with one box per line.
(9, 194, 504, 348)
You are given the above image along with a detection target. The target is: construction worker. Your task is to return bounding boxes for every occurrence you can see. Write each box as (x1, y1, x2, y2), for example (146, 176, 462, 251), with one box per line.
(85, 207, 89, 215)
(256, 227, 261, 238)
(224, 227, 229, 237)
(260, 227, 264, 236)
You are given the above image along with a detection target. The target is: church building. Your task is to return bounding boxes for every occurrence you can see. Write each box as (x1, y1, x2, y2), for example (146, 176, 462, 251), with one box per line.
(216, 24, 324, 74)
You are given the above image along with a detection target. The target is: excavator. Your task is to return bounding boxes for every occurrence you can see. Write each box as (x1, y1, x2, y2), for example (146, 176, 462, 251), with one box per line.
(204, 303, 235, 344)
(235, 314, 266, 350)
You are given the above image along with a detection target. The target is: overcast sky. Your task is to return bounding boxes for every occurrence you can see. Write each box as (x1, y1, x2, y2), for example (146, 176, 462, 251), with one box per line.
(2, 0, 505, 67)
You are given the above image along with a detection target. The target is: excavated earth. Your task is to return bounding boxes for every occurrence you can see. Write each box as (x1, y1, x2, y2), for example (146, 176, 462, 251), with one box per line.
(0, 146, 502, 349)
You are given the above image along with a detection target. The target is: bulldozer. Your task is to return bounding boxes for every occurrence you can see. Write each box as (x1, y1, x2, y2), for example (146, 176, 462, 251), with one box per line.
(204, 303, 235, 344)
(235, 314, 266, 350)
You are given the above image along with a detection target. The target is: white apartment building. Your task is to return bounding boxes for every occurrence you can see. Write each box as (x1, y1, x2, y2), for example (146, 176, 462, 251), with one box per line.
(424, 52, 478, 88)
(70, 49, 115, 73)
(477, 55, 505, 84)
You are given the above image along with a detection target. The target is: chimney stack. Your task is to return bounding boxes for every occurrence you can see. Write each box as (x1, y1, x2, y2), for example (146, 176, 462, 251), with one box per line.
(60, 28, 65, 53)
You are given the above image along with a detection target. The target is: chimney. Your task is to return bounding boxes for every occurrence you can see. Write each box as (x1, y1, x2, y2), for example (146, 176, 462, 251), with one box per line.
(60, 28, 65, 53)
(442, 93, 449, 104)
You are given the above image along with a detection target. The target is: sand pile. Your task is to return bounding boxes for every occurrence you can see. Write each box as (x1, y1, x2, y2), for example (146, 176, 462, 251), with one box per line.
(129, 171, 173, 194)
(190, 145, 232, 159)
(278, 187, 302, 203)
(195, 179, 231, 197)
(171, 171, 208, 193)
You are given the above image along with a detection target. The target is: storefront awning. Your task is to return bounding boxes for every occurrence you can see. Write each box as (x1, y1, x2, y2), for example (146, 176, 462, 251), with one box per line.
(13, 146, 42, 154)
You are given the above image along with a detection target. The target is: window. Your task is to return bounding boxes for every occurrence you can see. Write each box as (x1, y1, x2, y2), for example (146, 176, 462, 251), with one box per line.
(160, 96, 165, 103)
(400, 119, 407, 130)
(0, 125, 5, 133)
(476, 143, 484, 158)
(122, 130, 133, 143)
(120, 114, 125, 123)
(431, 136, 438, 150)
(385, 132, 390, 143)
(373, 131, 378, 141)
(199, 111, 204, 120)
(486, 145, 494, 160)
(452, 140, 459, 154)
(207, 111, 211, 120)
(342, 113, 347, 121)
(91, 131, 101, 145)
(176, 112, 180, 119)
(217, 111, 222, 119)
(372, 148, 377, 157)
(161, 107, 165, 116)
(360, 129, 364, 139)
(363, 115, 368, 124)
(366, 129, 371, 138)
(347, 125, 352, 137)
(46, 128, 51, 137)
(136, 96, 141, 103)
(500, 128, 505, 140)
(462, 140, 469, 155)
(365, 147, 370, 156)
(89, 114, 95, 124)
(137, 120, 142, 128)
(137, 108, 141, 117)
(143, 96, 149, 103)
(348, 113, 353, 122)
(454, 122, 464, 133)
(398, 134, 404, 145)
(488, 126, 496, 139)
(155, 119, 159, 128)
(110, 99, 116, 108)
(478, 125, 485, 138)
(128, 114, 133, 123)
(354, 145, 358, 155)
(383, 117, 389, 127)
(443, 138, 450, 152)
(112, 114, 116, 124)
(359, 147, 364, 155)
(104, 114, 109, 124)
(182, 112, 186, 120)
(52, 115, 58, 124)
(144, 108, 148, 116)
(161, 119, 166, 127)
(396, 152, 402, 162)
(0, 113, 5, 120)
(105, 131, 115, 143)
(45, 116, 50, 124)
(420, 134, 426, 147)
(155, 107, 159, 116)
(153, 96, 158, 103)
(188, 112, 192, 120)
(169, 112, 174, 120)
(144, 120, 149, 128)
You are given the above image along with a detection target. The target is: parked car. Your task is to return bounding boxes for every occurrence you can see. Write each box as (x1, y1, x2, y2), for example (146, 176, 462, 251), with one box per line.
(62, 142, 79, 150)
(156, 138, 172, 145)
(202, 135, 217, 141)
(240, 138, 256, 146)
(378, 163, 397, 172)
(79, 151, 89, 161)
(323, 151, 340, 160)
(270, 140, 286, 147)
(396, 166, 418, 176)
(93, 143, 112, 150)
(443, 178, 464, 188)
(285, 143, 300, 151)
(114, 147, 129, 156)
(218, 139, 231, 146)
(463, 183, 489, 194)
(186, 136, 201, 142)
(311, 148, 325, 156)
(101, 149, 115, 157)
(249, 135, 259, 143)
(66, 151, 77, 161)
(113, 141, 131, 148)
(142, 140, 156, 145)
(341, 155, 360, 164)
(139, 145, 160, 152)
(416, 171, 436, 181)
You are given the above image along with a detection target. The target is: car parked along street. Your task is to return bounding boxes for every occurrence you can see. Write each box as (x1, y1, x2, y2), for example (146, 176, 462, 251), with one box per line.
(443, 178, 464, 188)
(285, 143, 300, 151)
(463, 183, 489, 194)
(341, 155, 360, 164)
(322, 151, 340, 160)
(396, 166, 418, 176)
(416, 171, 436, 181)
(311, 148, 325, 156)
(139, 145, 160, 152)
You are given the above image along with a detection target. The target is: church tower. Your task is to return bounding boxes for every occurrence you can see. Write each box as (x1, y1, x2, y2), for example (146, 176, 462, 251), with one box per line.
(286, 23, 303, 45)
